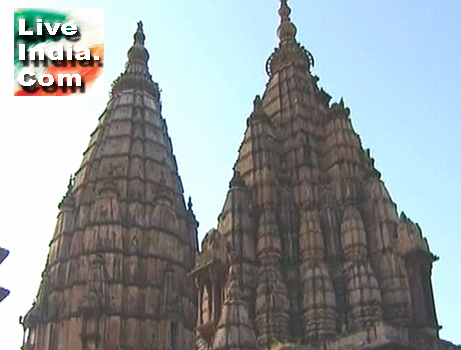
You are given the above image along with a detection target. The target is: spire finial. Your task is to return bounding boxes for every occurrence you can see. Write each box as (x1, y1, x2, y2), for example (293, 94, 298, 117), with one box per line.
(277, 0, 297, 44)
(134, 21, 145, 46)
(127, 21, 149, 63)
(266, 0, 315, 76)
(280, 0, 291, 20)
(253, 95, 262, 113)
(67, 174, 73, 191)
(111, 21, 159, 97)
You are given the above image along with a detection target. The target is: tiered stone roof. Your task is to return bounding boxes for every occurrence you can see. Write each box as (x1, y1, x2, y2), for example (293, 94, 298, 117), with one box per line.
(23, 22, 198, 350)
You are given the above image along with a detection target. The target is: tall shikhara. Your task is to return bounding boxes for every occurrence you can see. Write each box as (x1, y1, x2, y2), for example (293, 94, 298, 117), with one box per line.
(192, 2, 459, 350)
(22, 22, 198, 350)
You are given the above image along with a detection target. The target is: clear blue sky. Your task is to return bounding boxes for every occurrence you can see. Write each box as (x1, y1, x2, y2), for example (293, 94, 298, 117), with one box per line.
(1, 1, 460, 348)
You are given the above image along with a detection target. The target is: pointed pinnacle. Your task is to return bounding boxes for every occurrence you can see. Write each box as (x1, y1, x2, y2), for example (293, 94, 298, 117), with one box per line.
(112, 21, 160, 97)
(67, 174, 73, 190)
(277, 0, 297, 43)
(279, 0, 291, 21)
(253, 95, 262, 113)
(127, 21, 149, 64)
(134, 21, 146, 46)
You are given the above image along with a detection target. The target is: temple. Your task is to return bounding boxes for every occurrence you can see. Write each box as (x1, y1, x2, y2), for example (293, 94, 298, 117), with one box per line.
(191, 1, 459, 350)
(23, 2, 460, 350)
(22, 22, 198, 350)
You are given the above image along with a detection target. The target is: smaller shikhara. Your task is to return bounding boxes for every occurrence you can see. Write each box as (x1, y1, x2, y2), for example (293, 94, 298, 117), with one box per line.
(21, 2, 460, 350)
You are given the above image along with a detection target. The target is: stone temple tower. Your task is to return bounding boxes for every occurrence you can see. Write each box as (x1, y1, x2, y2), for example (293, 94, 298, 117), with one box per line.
(21, 3, 461, 350)
(192, 1, 460, 350)
(22, 22, 198, 350)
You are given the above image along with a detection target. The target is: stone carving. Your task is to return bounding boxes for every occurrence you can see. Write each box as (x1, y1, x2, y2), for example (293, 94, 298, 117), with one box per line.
(22, 1, 459, 350)
(22, 21, 197, 350)
(194, 1, 453, 350)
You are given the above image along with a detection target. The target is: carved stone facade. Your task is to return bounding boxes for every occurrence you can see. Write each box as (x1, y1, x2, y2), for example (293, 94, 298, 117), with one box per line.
(22, 22, 198, 350)
(192, 1, 460, 350)
(23, 2, 460, 350)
